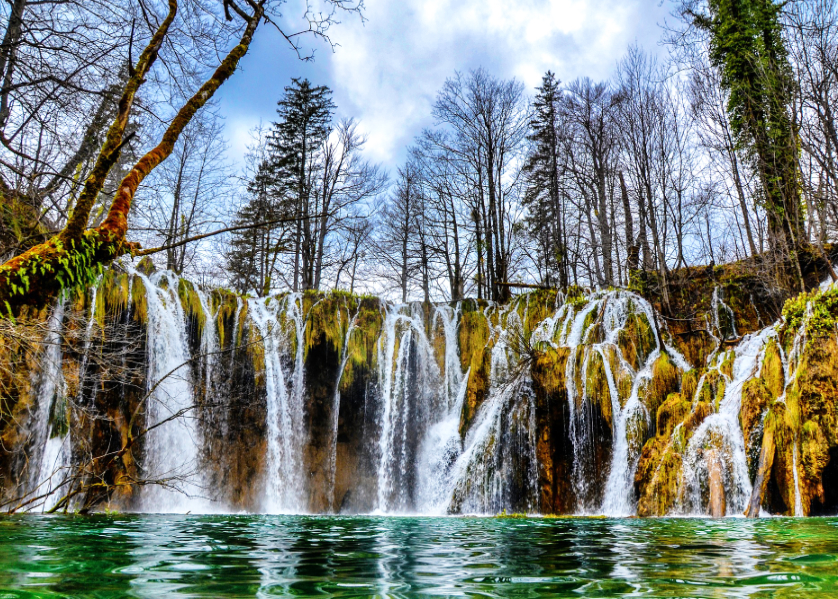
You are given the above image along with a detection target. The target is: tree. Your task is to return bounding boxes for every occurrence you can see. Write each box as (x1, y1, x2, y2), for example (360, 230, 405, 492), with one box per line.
(137, 108, 233, 275)
(226, 158, 286, 294)
(0, 0, 364, 312)
(376, 165, 421, 303)
(269, 78, 335, 292)
(685, 0, 805, 289)
(430, 68, 528, 301)
(523, 71, 570, 289)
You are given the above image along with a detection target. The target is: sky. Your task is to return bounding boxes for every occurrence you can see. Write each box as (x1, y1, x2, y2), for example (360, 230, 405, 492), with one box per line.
(217, 0, 674, 175)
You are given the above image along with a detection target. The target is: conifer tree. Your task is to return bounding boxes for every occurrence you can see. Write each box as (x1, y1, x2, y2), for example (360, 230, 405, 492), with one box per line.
(268, 78, 336, 291)
(225, 160, 287, 294)
(523, 71, 569, 289)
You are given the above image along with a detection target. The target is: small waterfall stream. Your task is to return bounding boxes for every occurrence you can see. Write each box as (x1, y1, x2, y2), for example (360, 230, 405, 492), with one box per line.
(28, 301, 67, 510)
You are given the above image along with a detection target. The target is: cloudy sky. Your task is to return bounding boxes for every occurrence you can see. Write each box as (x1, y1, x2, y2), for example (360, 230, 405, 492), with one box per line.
(217, 0, 674, 173)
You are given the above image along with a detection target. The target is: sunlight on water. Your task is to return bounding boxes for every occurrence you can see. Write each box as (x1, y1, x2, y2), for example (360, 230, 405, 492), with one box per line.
(0, 515, 836, 598)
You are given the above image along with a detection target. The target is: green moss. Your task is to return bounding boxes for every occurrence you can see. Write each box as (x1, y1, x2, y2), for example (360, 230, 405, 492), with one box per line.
(581, 305, 599, 342)
(719, 350, 735, 379)
(781, 286, 838, 346)
(531, 346, 570, 397)
(210, 288, 241, 348)
(340, 298, 383, 392)
(459, 309, 489, 373)
(617, 311, 656, 371)
(522, 289, 558, 338)
(635, 435, 683, 517)
(643, 352, 681, 431)
(177, 278, 206, 335)
(681, 369, 699, 403)
(697, 370, 726, 411)
(800, 420, 829, 482)
(656, 393, 691, 439)
(129, 276, 147, 324)
(565, 285, 588, 309)
(761, 338, 785, 399)
(585, 350, 612, 429)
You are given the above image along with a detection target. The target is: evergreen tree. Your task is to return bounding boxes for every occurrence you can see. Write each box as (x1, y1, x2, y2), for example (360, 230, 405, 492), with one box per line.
(268, 78, 336, 291)
(523, 71, 569, 289)
(225, 159, 287, 294)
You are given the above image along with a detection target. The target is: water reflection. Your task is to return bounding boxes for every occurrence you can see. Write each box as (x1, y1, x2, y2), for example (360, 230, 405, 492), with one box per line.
(0, 516, 836, 598)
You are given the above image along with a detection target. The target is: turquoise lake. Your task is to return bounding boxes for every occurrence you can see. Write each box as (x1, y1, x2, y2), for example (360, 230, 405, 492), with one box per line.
(0, 515, 837, 597)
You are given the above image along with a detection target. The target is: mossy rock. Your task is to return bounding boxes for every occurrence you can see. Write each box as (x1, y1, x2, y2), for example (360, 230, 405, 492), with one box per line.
(130, 276, 147, 324)
(531, 346, 570, 397)
(635, 436, 683, 516)
(696, 369, 726, 411)
(740, 378, 772, 478)
(719, 350, 735, 379)
(460, 342, 493, 435)
(642, 352, 681, 434)
(617, 311, 656, 371)
(681, 369, 699, 403)
(657, 393, 691, 439)
(683, 401, 713, 441)
(584, 350, 612, 429)
(522, 289, 558, 338)
(178, 278, 206, 336)
(800, 420, 830, 511)
(760, 337, 785, 399)
(459, 309, 489, 374)
(788, 336, 838, 447)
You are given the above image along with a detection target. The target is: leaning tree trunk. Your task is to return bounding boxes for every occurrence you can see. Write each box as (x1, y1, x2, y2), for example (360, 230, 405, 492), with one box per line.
(0, 2, 264, 313)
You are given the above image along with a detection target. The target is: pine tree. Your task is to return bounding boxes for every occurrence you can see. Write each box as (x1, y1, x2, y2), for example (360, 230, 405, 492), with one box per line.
(225, 159, 287, 294)
(268, 78, 336, 291)
(523, 71, 569, 289)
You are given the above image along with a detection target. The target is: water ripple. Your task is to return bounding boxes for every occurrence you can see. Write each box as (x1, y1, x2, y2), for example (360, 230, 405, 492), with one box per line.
(0, 516, 836, 598)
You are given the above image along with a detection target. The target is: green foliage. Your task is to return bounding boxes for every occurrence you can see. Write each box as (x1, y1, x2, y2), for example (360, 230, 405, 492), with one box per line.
(693, 0, 802, 254)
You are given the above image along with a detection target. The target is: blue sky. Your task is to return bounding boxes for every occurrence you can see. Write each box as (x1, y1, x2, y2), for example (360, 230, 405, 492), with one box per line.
(216, 0, 673, 173)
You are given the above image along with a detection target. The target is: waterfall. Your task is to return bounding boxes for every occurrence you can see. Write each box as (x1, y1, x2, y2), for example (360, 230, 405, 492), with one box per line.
(327, 299, 359, 511)
(711, 286, 738, 340)
(136, 270, 208, 513)
(374, 303, 445, 513)
(249, 293, 307, 513)
(16, 266, 832, 518)
(27, 300, 68, 511)
(681, 329, 771, 515)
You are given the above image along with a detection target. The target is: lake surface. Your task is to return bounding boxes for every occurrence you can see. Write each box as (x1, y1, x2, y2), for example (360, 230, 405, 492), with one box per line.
(0, 515, 836, 598)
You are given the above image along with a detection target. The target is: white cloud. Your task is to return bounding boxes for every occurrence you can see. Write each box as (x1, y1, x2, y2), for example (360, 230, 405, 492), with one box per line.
(325, 0, 669, 168)
(219, 0, 671, 171)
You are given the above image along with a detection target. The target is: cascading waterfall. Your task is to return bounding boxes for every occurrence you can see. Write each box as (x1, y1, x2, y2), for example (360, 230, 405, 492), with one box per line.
(603, 293, 669, 516)
(442, 301, 542, 514)
(136, 270, 208, 513)
(249, 293, 307, 513)
(16, 265, 836, 518)
(415, 304, 467, 513)
(681, 329, 771, 515)
(375, 303, 447, 513)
